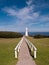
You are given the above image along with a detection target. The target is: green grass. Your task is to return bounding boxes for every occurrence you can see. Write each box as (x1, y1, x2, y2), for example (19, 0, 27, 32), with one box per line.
(27, 37, 49, 65)
(0, 38, 21, 65)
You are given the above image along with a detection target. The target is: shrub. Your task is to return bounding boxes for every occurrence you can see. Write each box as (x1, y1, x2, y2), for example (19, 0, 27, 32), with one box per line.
(33, 34, 49, 38)
(0, 31, 23, 38)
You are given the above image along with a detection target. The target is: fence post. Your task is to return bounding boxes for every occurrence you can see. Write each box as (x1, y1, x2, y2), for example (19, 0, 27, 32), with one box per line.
(34, 50, 36, 58)
(15, 50, 17, 58)
(31, 47, 33, 51)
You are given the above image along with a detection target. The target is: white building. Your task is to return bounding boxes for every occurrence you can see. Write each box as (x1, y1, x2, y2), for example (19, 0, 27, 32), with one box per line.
(25, 27, 28, 36)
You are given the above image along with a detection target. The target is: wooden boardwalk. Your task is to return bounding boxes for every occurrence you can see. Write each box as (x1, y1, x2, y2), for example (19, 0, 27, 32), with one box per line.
(16, 38, 36, 65)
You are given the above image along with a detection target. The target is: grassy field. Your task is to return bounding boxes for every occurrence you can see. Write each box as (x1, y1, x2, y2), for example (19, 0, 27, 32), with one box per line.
(0, 38, 21, 65)
(27, 37, 49, 65)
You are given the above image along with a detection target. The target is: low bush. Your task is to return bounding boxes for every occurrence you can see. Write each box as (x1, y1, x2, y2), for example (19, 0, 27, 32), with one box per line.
(0, 31, 23, 38)
(33, 34, 49, 38)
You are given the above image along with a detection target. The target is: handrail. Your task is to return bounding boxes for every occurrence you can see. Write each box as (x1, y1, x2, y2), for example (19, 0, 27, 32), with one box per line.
(15, 37, 24, 58)
(15, 36, 37, 59)
(24, 37, 37, 58)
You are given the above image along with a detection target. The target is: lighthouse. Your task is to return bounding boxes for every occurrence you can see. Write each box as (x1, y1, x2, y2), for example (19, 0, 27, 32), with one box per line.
(25, 27, 28, 36)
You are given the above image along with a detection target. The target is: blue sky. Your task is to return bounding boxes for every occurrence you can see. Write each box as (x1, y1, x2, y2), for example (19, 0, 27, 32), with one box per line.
(0, 0, 49, 32)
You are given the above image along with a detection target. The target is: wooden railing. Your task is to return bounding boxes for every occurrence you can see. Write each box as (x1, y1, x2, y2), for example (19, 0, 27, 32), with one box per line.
(24, 37, 37, 59)
(15, 36, 37, 59)
(15, 37, 24, 58)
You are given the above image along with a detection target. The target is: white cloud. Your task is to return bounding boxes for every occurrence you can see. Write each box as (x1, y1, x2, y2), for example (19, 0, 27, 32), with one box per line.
(2, 5, 39, 22)
(2, 7, 17, 16)
(1, 0, 49, 32)
(26, 0, 32, 6)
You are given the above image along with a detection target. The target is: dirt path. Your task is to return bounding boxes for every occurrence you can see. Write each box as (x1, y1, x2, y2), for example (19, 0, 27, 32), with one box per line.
(16, 37, 36, 65)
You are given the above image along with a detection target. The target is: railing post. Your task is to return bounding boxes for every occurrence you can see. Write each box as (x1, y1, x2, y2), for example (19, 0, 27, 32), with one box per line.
(34, 50, 36, 58)
(18, 46, 20, 52)
(31, 47, 33, 51)
(15, 50, 17, 58)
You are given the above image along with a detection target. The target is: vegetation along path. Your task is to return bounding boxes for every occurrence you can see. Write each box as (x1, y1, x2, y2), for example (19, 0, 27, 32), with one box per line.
(16, 37, 36, 65)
